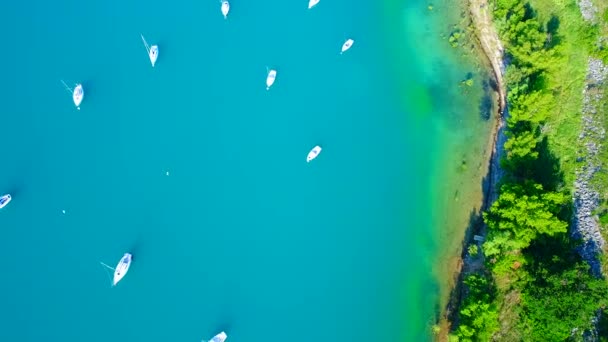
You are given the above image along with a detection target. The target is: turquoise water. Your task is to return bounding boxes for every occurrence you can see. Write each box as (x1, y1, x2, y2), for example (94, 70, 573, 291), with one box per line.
(0, 0, 492, 341)
(381, 0, 498, 299)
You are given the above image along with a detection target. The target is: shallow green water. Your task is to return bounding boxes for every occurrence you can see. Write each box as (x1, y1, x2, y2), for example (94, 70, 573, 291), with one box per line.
(0, 0, 492, 341)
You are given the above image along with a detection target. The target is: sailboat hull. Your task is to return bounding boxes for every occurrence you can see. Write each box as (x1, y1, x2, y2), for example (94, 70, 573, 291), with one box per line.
(73, 84, 84, 108)
(210, 331, 227, 342)
(341, 39, 354, 53)
(266, 70, 277, 90)
(0, 194, 11, 209)
(221, 1, 230, 18)
(150, 46, 159, 67)
(113, 253, 132, 286)
(307, 146, 322, 162)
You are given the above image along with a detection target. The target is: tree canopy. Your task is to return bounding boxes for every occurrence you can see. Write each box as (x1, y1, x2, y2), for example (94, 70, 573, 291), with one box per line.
(483, 182, 568, 255)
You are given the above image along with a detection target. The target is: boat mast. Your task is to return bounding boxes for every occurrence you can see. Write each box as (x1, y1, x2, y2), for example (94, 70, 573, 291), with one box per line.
(60, 80, 73, 94)
(140, 34, 150, 54)
(100, 261, 115, 271)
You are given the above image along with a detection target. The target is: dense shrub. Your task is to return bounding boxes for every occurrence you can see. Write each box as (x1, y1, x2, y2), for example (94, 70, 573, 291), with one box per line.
(452, 0, 608, 339)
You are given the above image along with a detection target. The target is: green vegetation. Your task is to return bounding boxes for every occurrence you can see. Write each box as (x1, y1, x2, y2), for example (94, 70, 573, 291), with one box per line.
(591, 0, 608, 251)
(483, 182, 568, 255)
(467, 244, 479, 256)
(450, 0, 608, 340)
(461, 78, 474, 87)
(594, 1, 608, 63)
(454, 274, 500, 341)
(449, 31, 465, 48)
(518, 236, 608, 340)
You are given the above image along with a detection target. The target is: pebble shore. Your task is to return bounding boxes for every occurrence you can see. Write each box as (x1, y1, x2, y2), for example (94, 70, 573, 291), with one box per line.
(573, 0, 606, 277)
(573, 57, 607, 277)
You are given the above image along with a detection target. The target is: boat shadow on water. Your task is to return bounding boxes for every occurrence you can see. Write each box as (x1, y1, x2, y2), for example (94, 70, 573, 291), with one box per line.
(2, 185, 21, 199)
(125, 236, 143, 262)
(0, 176, 32, 203)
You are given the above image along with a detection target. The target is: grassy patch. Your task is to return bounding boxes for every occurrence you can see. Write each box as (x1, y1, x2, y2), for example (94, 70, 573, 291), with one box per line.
(591, 83, 608, 247)
(593, 0, 608, 34)
(527, 0, 591, 187)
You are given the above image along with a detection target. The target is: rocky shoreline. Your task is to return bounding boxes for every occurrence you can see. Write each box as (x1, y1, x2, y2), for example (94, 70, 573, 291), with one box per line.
(439, 0, 507, 338)
(462, 0, 608, 285)
(469, 0, 506, 117)
(463, 0, 608, 280)
(441, 0, 608, 339)
(573, 57, 607, 277)
(572, 0, 607, 278)
(468, 0, 507, 205)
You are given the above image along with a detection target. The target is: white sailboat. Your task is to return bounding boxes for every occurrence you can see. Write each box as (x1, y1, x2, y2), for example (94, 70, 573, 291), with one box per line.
(101, 253, 133, 286)
(61, 80, 84, 110)
(340, 38, 354, 54)
(308, 0, 320, 9)
(141, 34, 159, 67)
(207, 331, 227, 342)
(0, 194, 11, 209)
(221, 0, 230, 19)
(73, 84, 84, 109)
(266, 69, 277, 90)
(306, 145, 322, 162)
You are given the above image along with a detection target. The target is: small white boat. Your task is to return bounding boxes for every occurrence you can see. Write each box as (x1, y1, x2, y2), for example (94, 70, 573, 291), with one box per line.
(60, 80, 83, 110)
(73, 84, 84, 109)
(0, 194, 11, 209)
(141, 34, 159, 67)
(112, 253, 132, 286)
(308, 0, 320, 9)
(266, 69, 277, 90)
(341, 39, 354, 54)
(306, 145, 322, 162)
(221, 0, 230, 19)
(149, 45, 159, 67)
(208, 331, 227, 342)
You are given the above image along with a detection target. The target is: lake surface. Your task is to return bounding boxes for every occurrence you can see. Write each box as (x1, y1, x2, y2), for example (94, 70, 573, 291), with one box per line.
(0, 0, 493, 341)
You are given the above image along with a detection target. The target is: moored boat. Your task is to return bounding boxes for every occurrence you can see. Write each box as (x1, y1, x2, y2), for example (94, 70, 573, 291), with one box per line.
(266, 69, 277, 90)
(221, 0, 230, 19)
(73, 84, 84, 109)
(209, 331, 227, 342)
(0, 194, 11, 209)
(340, 38, 354, 54)
(141, 34, 158, 67)
(308, 0, 320, 9)
(113, 253, 132, 286)
(149, 45, 159, 67)
(306, 145, 322, 162)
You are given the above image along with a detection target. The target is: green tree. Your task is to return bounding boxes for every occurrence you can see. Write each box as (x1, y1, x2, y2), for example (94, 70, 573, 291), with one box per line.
(504, 129, 539, 161)
(455, 275, 500, 341)
(520, 262, 608, 341)
(507, 90, 553, 124)
(483, 182, 568, 253)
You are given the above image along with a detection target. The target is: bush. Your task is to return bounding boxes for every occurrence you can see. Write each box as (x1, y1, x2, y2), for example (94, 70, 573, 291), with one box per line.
(468, 244, 479, 256)
(455, 275, 500, 341)
(483, 182, 568, 252)
(520, 262, 608, 340)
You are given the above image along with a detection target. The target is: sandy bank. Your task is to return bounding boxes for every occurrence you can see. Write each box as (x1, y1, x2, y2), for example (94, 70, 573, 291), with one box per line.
(469, 0, 506, 116)
(467, 0, 508, 207)
(438, 0, 507, 339)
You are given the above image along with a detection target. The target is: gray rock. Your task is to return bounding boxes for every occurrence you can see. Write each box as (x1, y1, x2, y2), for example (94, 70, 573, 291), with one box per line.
(572, 58, 607, 277)
(578, 0, 598, 23)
